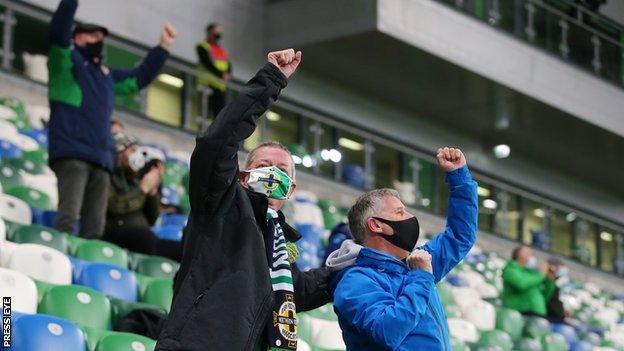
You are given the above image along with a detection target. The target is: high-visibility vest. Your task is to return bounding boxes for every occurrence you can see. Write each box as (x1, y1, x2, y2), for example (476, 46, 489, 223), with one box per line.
(196, 41, 230, 92)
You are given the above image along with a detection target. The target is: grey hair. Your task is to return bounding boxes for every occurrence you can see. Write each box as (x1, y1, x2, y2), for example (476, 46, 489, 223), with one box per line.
(244, 141, 296, 178)
(348, 188, 400, 244)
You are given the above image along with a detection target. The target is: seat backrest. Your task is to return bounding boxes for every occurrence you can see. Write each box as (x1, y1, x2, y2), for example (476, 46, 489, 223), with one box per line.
(12, 224, 68, 253)
(478, 330, 513, 351)
(142, 278, 173, 312)
(0, 267, 38, 313)
(95, 332, 157, 351)
(524, 316, 551, 339)
(135, 256, 179, 279)
(308, 316, 346, 350)
(496, 307, 524, 342)
(75, 240, 129, 267)
(38, 284, 112, 330)
(447, 317, 479, 343)
(463, 300, 496, 331)
(0, 217, 6, 242)
(8, 243, 72, 284)
(78, 263, 138, 302)
(0, 193, 32, 225)
(5, 185, 53, 210)
(11, 313, 86, 351)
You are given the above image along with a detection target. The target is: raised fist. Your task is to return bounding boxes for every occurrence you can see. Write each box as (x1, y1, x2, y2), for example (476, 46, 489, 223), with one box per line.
(407, 250, 433, 274)
(159, 23, 177, 50)
(436, 147, 466, 172)
(267, 49, 302, 78)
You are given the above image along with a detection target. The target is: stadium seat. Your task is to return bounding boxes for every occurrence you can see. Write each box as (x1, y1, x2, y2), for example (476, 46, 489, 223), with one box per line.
(293, 199, 325, 228)
(3, 132, 39, 152)
(462, 300, 496, 331)
(7, 243, 72, 284)
(452, 286, 481, 311)
(154, 225, 183, 241)
(109, 297, 166, 326)
(579, 331, 602, 346)
(81, 326, 115, 351)
(551, 323, 578, 347)
(305, 315, 345, 351)
(0, 267, 38, 313)
(4, 156, 47, 175)
(10, 313, 86, 351)
(0, 163, 24, 189)
(478, 329, 513, 351)
(0, 139, 22, 158)
(160, 186, 180, 207)
(0, 240, 19, 267)
(0, 193, 32, 225)
(496, 307, 524, 341)
(159, 213, 187, 227)
(0, 119, 18, 137)
(22, 173, 58, 209)
(21, 147, 49, 165)
(75, 240, 129, 267)
(11, 224, 68, 253)
(77, 263, 138, 302)
(25, 104, 50, 130)
(69, 256, 92, 282)
(451, 336, 468, 351)
(0, 217, 6, 242)
(524, 316, 551, 339)
(447, 317, 479, 343)
(341, 164, 365, 188)
(541, 332, 567, 351)
(95, 332, 156, 351)
(21, 128, 48, 147)
(66, 235, 87, 256)
(38, 284, 112, 330)
(571, 340, 594, 351)
(298, 339, 312, 351)
(142, 278, 173, 312)
(135, 256, 179, 279)
(514, 338, 543, 351)
(5, 185, 53, 210)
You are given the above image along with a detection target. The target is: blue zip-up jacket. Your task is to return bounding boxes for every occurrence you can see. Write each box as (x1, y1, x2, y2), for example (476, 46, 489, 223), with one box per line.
(47, 0, 169, 171)
(327, 166, 478, 351)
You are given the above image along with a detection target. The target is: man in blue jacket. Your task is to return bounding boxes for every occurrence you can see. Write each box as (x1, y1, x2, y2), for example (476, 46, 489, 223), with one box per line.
(326, 147, 478, 350)
(48, 0, 176, 238)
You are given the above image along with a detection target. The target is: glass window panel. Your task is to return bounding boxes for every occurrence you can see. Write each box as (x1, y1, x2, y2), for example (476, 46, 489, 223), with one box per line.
(373, 143, 401, 190)
(477, 182, 495, 232)
(599, 227, 616, 272)
(435, 171, 449, 215)
(106, 44, 143, 112)
(338, 131, 365, 188)
(416, 159, 435, 211)
(146, 69, 183, 127)
(615, 234, 624, 276)
(550, 209, 573, 257)
(521, 199, 546, 246)
(494, 190, 521, 241)
(305, 121, 337, 179)
(12, 12, 48, 73)
(573, 219, 597, 267)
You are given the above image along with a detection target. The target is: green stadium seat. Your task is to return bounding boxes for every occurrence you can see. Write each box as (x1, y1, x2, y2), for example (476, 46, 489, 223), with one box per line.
(541, 333, 567, 351)
(317, 199, 344, 230)
(0, 164, 25, 190)
(66, 235, 88, 256)
(33, 279, 56, 303)
(515, 338, 543, 351)
(82, 326, 116, 351)
(95, 332, 156, 351)
(109, 297, 167, 327)
(5, 185, 53, 210)
(495, 307, 524, 341)
(0, 97, 27, 120)
(3, 156, 46, 175)
(135, 255, 180, 279)
(163, 161, 187, 187)
(478, 330, 513, 351)
(128, 251, 152, 270)
(11, 224, 68, 253)
(179, 193, 190, 214)
(437, 280, 456, 306)
(21, 148, 48, 165)
(451, 336, 468, 351)
(579, 331, 602, 346)
(142, 278, 174, 312)
(523, 316, 550, 339)
(38, 284, 112, 330)
(135, 273, 157, 297)
(75, 240, 129, 267)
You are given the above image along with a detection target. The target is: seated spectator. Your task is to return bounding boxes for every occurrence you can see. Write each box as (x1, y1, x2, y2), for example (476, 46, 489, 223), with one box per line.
(322, 222, 352, 265)
(502, 246, 556, 317)
(546, 256, 570, 324)
(103, 133, 181, 261)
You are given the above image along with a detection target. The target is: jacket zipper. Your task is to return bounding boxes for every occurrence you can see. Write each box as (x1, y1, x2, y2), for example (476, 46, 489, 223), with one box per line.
(428, 302, 447, 351)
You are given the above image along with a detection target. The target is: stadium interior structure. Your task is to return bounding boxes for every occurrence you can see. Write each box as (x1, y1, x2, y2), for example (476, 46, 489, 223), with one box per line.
(0, 0, 623, 350)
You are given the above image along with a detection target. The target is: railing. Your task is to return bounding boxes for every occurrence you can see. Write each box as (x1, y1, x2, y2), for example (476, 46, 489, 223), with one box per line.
(1, 0, 623, 275)
(435, 0, 624, 89)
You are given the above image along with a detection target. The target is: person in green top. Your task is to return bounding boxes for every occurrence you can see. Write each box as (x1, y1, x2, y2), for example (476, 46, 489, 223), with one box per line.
(501, 245, 556, 317)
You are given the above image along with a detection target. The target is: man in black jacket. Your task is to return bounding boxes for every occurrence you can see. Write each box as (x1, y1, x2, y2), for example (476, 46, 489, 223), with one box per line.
(156, 49, 330, 351)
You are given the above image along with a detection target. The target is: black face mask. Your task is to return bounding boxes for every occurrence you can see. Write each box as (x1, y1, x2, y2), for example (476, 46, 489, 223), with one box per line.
(78, 41, 104, 63)
(213, 33, 222, 42)
(373, 216, 420, 252)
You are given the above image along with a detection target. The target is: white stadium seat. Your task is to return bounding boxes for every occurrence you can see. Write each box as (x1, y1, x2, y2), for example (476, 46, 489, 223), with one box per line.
(447, 317, 479, 343)
(452, 286, 482, 311)
(0, 240, 19, 267)
(293, 201, 325, 228)
(0, 217, 6, 242)
(462, 300, 496, 331)
(0, 105, 18, 120)
(476, 282, 499, 299)
(2, 132, 39, 152)
(25, 104, 51, 131)
(297, 340, 311, 351)
(457, 270, 485, 288)
(23, 173, 58, 209)
(0, 267, 38, 313)
(308, 317, 346, 350)
(0, 120, 18, 138)
(0, 193, 33, 225)
(8, 243, 72, 285)
(22, 52, 49, 84)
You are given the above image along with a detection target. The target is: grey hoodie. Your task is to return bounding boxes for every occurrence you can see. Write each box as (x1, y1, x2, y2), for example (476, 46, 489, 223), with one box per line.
(325, 239, 363, 272)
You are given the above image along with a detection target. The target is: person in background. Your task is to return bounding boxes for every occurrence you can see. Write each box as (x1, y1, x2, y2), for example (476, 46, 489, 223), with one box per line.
(322, 222, 353, 265)
(48, 0, 176, 238)
(103, 133, 181, 261)
(111, 119, 125, 134)
(502, 246, 556, 317)
(196, 22, 231, 118)
(545, 256, 570, 324)
(326, 148, 478, 350)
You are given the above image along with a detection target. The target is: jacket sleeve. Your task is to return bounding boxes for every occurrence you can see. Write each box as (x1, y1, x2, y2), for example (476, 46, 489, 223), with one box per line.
(541, 278, 556, 300)
(49, 0, 77, 47)
(502, 264, 545, 291)
(189, 63, 287, 216)
(292, 265, 331, 312)
(333, 268, 435, 349)
(142, 194, 161, 226)
(111, 46, 170, 96)
(421, 166, 478, 283)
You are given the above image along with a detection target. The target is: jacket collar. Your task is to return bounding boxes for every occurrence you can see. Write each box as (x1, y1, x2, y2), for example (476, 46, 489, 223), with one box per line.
(355, 247, 409, 274)
(244, 187, 302, 242)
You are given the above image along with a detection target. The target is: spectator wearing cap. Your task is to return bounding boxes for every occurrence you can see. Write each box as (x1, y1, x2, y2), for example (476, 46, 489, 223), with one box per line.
(48, 0, 176, 238)
(103, 133, 181, 261)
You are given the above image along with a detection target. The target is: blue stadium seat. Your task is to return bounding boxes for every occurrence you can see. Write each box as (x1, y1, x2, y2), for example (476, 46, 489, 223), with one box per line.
(154, 225, 183, 241)
(0, 139, 22, 158)
(341, 164, 365, 188)
(295, 224, 324, 271)
(34, 209, 58, 228)
(571, 340, 594, 351)
(551, 322, 578, 347)
(77, 263, 138, 302)
(160, 213, 188, 227)
(160, 186, 180, 207)
(445, 273, 470, 287)
(10, 313, 86, 351)
(20, 129, 48, 147)
(68, 256, 92, 282)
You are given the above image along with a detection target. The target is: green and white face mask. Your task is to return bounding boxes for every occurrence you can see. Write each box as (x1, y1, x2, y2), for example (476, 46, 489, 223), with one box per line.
(244, 166, 293, 200)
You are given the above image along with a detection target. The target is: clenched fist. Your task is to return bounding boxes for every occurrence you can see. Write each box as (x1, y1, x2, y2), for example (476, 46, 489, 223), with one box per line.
(159, 23, 177, 50)
(267, 49, 302, 78)
(436, 147, 466, 172)
(407, 250, 433, 274)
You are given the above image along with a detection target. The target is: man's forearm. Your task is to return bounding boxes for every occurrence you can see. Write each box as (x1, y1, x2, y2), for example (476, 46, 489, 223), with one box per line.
(49, 0, 78, 47)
